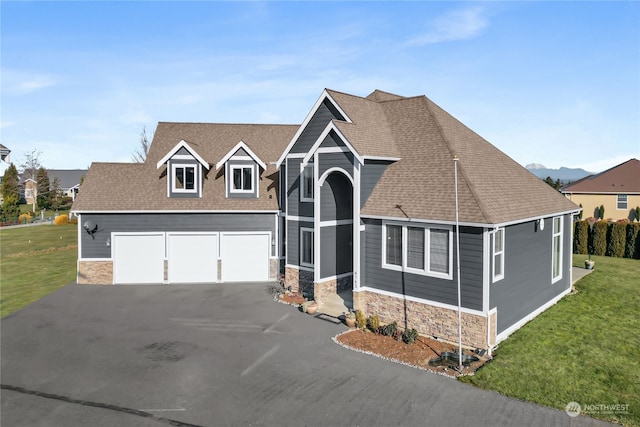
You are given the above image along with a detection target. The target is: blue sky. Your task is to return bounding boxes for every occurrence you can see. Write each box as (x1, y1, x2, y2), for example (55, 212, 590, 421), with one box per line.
(2, 1, 639, 173)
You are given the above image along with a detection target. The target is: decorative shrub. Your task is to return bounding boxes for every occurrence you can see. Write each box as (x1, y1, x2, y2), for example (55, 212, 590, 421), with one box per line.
(626, 223, 640, 259)
(355, 310, 366, 329)
(606, 223, 626, 257)
(598, 205, 605, 220)
(53, 214, 69, 225)
(402, 328, 419, 345)
(636, 207, 640, 223)
(380, 321, 397, 337)
(69, 217, 78, 225)
(18, 213, 32, 224)
(578, 204, 583, 220)
(573, 220, 588, 254)
(591, 221, 608, 256)
(367, 315, 380, 333)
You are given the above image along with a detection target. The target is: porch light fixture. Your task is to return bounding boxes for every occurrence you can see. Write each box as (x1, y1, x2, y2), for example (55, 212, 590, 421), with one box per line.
(83, 220, 98, 239)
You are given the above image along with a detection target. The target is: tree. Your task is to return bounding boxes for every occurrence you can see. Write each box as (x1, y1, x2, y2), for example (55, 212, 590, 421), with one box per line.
(131, 127, 152, 163)
(1, 163, 20, 220)
(19, 149, 43, 213)
(49, 177, 63, 210)
(36, 167, 51, 209)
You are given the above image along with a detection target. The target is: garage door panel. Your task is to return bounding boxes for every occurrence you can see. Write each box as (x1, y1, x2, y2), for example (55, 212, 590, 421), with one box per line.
(221, 233, 270, 282)
(168, 234, 218, 283)
(113, 234, 165, 284)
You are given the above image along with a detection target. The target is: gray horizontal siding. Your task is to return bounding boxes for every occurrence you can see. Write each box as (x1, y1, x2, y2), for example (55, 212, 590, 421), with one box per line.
(490, 215, 572, 334)
(80, 213, 276, 259)
(320, 224, 353, 278)
(291, 100, 344, 154)
(362, 219, 483, 311)
(318, 151, 354, 181)
(361, 160, 391, 208)
(286, 220, 313, 266)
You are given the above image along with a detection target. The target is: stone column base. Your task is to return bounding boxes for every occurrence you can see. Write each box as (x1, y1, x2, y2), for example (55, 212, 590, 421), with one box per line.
(314, 278, 337, 305)
(77, 261, 113, 285)
(284, 266, 314, 297)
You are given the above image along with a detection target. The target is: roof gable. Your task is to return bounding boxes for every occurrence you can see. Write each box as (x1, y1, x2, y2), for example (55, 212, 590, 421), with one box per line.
(156, 140, 210, 170)
(215, 140, 267, 170)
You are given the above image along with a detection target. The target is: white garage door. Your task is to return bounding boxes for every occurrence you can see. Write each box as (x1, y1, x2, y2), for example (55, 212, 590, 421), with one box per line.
(221, 233, 270, 282)
(113, 233, 165, 284)
(168, 233, 218, 283)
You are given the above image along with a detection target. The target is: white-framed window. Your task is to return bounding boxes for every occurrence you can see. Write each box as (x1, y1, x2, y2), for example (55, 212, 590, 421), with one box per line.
(382, 222, 453, 279)
(300, 164, 314, 202)
(172, 164, 197, 193)
(230, 165, 254, 193)
(300, 227, 314, 267)
(552, 216, 563, 283)
(617, 194, 628, 210)
(492, 228, 505, 282)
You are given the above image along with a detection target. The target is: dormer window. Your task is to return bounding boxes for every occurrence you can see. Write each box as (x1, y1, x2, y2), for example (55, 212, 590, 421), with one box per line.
(216, 140, 267, 199)
(157, 140, 209, 199)
(231, 165, 254, 193)
(301, 164, 314, 201)
(173, 164, 196, 192)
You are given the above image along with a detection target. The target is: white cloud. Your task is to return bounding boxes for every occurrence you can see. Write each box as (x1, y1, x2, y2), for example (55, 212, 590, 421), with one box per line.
(407, 6, 488, 45)
(2, 71, 56, 95)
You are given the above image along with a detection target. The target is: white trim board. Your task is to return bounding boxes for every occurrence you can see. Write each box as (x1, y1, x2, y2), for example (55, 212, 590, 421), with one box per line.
(156, 140, 209, 170)
(216, 140, 267, 170)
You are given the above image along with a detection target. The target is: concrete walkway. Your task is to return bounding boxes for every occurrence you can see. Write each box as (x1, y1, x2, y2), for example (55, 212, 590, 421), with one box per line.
(573, 265, 594, 284)
(1, 283, 611, 427)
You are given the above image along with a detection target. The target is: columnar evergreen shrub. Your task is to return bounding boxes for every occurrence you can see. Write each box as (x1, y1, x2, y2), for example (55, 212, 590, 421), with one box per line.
(606, 223, 626, 257)
(598, 205, 605, 219)
(591, 221, 608, 256)
(573, 220, 589, 254)
(626, 223, 640, 259)
(355, 310, 366, 329)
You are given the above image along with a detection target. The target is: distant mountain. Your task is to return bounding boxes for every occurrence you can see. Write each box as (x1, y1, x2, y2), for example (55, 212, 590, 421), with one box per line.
(525, 164, 593, 182)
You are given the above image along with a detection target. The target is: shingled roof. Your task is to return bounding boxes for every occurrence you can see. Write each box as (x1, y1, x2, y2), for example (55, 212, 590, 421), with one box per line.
(561, 158, 640, 194)
(325, 90, 580, 224)
(72, 123, 298, 212)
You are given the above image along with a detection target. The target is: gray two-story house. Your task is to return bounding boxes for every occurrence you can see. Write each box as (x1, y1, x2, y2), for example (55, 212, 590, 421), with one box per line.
(72, 89, 580, 353)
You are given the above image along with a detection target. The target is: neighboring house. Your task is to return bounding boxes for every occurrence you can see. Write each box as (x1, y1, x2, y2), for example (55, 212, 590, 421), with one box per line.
(561, 159, 640, 220)
(72, 89, 580, 353)
(48, 169, 87, 201)
(21, 169, 87, 206)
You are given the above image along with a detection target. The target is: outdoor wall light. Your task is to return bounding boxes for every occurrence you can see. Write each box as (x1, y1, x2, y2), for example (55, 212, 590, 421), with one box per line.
(83, 220, 98, 239)
(539, 218, 545, 231)
(106, 238, 111, 247)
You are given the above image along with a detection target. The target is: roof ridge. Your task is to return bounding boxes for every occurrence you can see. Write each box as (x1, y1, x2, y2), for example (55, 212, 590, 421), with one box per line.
(419, 96, 492, 223)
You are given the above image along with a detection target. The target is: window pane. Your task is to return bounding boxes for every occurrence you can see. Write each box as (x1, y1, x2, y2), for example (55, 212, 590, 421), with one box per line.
(386, 225, 402, 266)
(494, 229, 503, 252)
(303, 166, 313, 199)
(175, 168, 184, 189)
(430, 229, 449, 273)
(185, 167, 195, 190)
(553, 235, 561, 278)
(407, 227, 425, 269)
(233, 168, 242, 190)
(243, 167, 252, 190)
(495, 253, 503, 277)
(553, 217, 561, 234)
(617, 194, 627, 209)
(302, 230, 313, 264)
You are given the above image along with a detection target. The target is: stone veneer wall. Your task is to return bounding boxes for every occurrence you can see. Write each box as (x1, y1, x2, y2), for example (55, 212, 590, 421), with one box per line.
(354, 290, 492, 349)
(284, 266, 314, 298)
(314, 278, 336, 305)
(77, 261, 113, 285)
(269, 259, 279, 281)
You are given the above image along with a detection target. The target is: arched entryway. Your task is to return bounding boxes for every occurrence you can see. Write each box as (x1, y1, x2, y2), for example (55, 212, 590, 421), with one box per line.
(314, 169, 354, 312)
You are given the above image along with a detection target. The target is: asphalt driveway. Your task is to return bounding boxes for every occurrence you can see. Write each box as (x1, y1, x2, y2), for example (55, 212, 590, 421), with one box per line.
(1, 282, 610, 427)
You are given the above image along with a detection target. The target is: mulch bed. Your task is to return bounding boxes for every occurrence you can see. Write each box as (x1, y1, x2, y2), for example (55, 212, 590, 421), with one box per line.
(333, 329, 490, 377)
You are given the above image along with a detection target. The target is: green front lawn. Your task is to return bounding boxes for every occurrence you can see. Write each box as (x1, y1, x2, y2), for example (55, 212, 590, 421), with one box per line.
(461, 254, 640, 426)
(0, 224, 78, 317)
